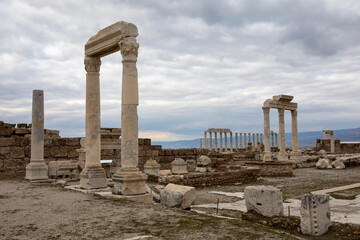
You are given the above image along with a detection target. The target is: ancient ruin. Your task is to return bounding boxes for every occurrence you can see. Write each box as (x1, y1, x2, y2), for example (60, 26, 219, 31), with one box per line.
(262, 95, 300, 162)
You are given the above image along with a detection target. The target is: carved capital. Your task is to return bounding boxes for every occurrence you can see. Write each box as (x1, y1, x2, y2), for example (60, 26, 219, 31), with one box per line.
(84, 57, 101, 73)
(119, 37, 139, 61)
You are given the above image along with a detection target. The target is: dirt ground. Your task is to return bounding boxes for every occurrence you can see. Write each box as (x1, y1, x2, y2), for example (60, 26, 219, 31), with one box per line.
(1, 167, 360, 240)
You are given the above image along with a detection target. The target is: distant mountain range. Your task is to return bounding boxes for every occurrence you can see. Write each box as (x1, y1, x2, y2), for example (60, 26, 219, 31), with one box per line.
(152, 127, 360, 149)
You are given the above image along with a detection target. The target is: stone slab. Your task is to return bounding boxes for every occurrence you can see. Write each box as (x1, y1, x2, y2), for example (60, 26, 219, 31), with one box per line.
(312, 183, 360, 194)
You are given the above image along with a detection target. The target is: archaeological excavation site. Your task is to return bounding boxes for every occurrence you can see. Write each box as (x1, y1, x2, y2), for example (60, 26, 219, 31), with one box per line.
(1, 8, 360, 240)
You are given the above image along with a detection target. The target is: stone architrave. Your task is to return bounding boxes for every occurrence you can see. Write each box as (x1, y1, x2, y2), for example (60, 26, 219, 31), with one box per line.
(82, 21, 149, 195)
(300, 194, 331, 236)
(25, 90, 49, 182)
(244, 185, 284, 217)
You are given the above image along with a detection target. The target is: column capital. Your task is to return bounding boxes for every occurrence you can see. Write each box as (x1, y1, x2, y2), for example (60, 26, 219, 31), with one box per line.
(262, 107, 270, 113)
(84, 56, 101, 73)
(119, 37, 139, 62)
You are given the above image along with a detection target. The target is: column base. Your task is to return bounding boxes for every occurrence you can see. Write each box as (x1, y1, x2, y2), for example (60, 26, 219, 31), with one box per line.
(80, 165, 107, 189)
(289, 151, 303, 166)
(25, 160, 49, 182)
(263, 152, 272, 162)
(277, 152, 288, 161)
(112, 167, 147, 196)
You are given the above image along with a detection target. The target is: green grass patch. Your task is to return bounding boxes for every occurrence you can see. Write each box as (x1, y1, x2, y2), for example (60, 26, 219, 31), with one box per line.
(330, 193, 356, 200)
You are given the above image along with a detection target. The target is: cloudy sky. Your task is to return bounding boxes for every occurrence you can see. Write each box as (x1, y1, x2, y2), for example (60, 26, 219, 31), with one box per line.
(0, 0, 359, 141)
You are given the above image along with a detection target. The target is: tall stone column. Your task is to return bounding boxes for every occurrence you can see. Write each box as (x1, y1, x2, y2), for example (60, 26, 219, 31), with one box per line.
(275, 133, 278, 147)
(248, 133, 251, 148)
(260, 133, 263, 145)
(214, 132, 218, 151)
(278, 108, 287, 161)
(25, 90, 49, 182)
(80, 57, 107, 189)
(113, 37, 147, 195)
(230, 132, 233, 152)
(256, 133, 259, 147)
(290, 110, 302, 161)
(263, 107, 271, 161)
(209, 132, 213, 150)
(204, 132, 207, 149)
(252, 133, 256, 148)
(224, 132, 228, 151)
(240, 133, 243, 148)
(220, 132, 223, 152)
(235, 132, 238, 150)
(244, 133, 247, 148)
(271, 131, 274, 147)
(200, 138, 202, 149)
(330, 133, 335, 153)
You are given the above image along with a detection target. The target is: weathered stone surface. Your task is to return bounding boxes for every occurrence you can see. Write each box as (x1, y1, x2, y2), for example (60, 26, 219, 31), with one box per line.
(144, 159, 160, 175)
(10, 147, 25, 159)
(300, 194, 331, 236)
(316, 158, 332, 169)
(0, 128, 14, 136)
(49, 160, 79, 180)
(197, 155, 211, 166)
(332, 159, 345, 169)
(159, 170, 171, 176)
(318, 149, 327, 157)
(186, 159, 197, 172)
(0, 138, 15, 147)
(244, 185, 284, 217)
(171, 158, 188, 175)
(160, 183, 196, 209)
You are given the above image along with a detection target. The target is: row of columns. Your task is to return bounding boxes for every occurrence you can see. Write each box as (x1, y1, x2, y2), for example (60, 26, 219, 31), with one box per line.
(203, 131, 233, 152)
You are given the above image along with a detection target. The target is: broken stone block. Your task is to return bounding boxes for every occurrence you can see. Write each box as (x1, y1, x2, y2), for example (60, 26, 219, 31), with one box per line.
(197, 155, 211, 166)
(144, 159, 160, 175)
(331, 159, 345, 169)
(171, 158, 188, 175)
(316, 158, 332, 169)
(244, 185, 284, 217)
(48, 160, 79, 181)
(160, 183, 196, 209)
(300, 194, 331, 236)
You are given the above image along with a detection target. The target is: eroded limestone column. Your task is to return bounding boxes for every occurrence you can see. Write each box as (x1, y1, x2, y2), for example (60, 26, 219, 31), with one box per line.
(200, 138, 202, 149)
(252, 133, 256, 148)
(80, 57, 107, 189)
(235, 132, 238, 150)
(330, 133, 335, 153)
(278, 108, 287, 161)
(244, 133, 247, 148)
(25, 90, 48, 182)
(113, 37, 147, 195)
(204, 132, 207, 149)
(240, 133, 243, 148)
(271, 131, 274, 147)
(220, 132, 223, 152)
(323, 131, 328, 140)
(256, 133, 259, 147)
(263, 107, 271, 161)
(260, 133, 263, 145)
(230, 132, 233, 152)
(209, 132, 213, 150)
(215, 132, 218, 151)
(290, 110, 301, 161)
(275, 133, 278, 147)
(225, 132, 228, 151)
(248, 133, 251, 148)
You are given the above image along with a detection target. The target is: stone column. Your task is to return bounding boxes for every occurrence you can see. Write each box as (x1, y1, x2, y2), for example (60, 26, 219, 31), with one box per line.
(80, 57, 107, 189)
(263, 107, 271, 161)
(230, 132, 233, 152)
(248, 133, 251, 148)
(214, 132, 218, 151)
(278, 108, 287, 161)
(235, 132, 238, 150)
(322, 130, 328, 139)
(204, 132, 207, 149)
(25, 90, 49, 182)
(200, 138, 202, 149)
(224, 132, 228, 151)
(290, 110, 302, 161)
(271, 131, 274, 147)
(256, 133, 259, 147)
(260, 133, 263, 145)
(330, 133, 335, 153)
(113, 37, 147, 195)
(240, 133, 243, 148)
(244, 133, 247, 148)
(252, 133, 256, 147)
(220, 132, 223, 152)
(275, 133, 278, 147)
(209, 132, 213, 150)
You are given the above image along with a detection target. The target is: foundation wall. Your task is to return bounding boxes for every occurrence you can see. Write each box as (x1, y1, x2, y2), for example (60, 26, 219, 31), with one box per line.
(315, 139, 360, 153)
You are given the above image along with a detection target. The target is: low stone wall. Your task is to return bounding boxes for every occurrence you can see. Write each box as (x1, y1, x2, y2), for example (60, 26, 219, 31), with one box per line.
(157, 168, 260, 187)
(244, 161, 293, 177)
(315, 139, 360, 154)
(156, 148, 210, 164)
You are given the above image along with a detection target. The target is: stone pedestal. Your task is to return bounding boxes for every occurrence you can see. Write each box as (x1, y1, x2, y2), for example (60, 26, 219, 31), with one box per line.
(171, 158, 188, 175)
(112, 168, 147, 195)
(144, 159, 160, 175)
(300, 194, 331, 236)
(80, 166, 107, 189)
(25, 90, 49, 182)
